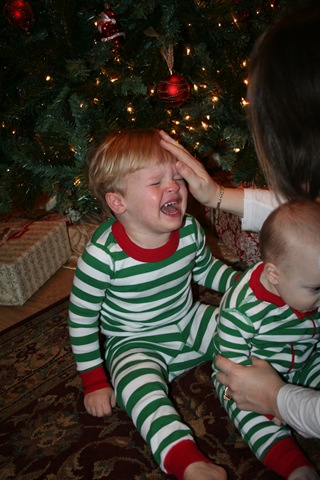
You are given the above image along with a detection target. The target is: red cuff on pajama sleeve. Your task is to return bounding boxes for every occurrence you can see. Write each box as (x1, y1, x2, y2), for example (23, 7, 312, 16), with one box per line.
(80, 365, 111, 395)
(164, 439, 211, 480)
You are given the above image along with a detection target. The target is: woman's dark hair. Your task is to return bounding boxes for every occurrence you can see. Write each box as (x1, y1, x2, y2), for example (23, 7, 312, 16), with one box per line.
(247, 1, 320, 201)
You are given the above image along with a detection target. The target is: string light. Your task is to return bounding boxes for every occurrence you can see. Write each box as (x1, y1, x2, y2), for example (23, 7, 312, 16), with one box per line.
(241, 98, 250, 107)
(127, 104, 136, 122)
(232, 16, 240, 29)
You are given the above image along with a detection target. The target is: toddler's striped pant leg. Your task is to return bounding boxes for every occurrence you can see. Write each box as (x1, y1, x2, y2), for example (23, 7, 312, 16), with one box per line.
(105, 339, 195, 473)
(169, 302, 218, 381)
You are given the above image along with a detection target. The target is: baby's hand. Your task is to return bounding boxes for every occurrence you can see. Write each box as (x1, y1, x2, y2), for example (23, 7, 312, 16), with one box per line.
(84, 387, 116, 417)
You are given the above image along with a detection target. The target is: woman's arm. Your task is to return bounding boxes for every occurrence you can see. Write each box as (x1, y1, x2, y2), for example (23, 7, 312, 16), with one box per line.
(278, 384, 320, 439)
(242, 188, 283, 232)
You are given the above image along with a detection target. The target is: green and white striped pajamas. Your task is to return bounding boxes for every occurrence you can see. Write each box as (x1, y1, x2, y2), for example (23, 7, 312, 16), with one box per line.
(68, 214, 238, 473)
(213, 262, 320, 477)
(105, 301, 216, 468)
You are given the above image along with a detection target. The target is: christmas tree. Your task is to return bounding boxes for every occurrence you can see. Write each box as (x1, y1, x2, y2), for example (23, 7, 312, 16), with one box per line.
(0, 0, 301, 219)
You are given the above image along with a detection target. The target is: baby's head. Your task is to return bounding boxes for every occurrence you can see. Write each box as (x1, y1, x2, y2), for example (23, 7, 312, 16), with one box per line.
(260, 200, 320, 267)
(87, 128, 177, 217)
(260, 200, 320, 311)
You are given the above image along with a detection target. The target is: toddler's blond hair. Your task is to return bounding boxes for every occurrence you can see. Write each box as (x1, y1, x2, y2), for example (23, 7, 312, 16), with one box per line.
(87, 128, 177, 217)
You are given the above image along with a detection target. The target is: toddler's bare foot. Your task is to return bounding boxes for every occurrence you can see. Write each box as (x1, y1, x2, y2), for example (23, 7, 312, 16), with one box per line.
(288, 466, 320, 480)
(184, 461, 227, 480)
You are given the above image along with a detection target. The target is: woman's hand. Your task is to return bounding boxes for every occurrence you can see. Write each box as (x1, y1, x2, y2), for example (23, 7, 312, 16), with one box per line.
(159, 130, 220, 208)
(216, 355, 285, 418)
(160, 130, 245, 217)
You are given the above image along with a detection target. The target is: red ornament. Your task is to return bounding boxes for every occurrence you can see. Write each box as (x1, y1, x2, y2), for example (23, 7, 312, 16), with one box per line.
(4, 0, 34, 31)
(94, 3, 125, 46)
(157, 74, 190, 107)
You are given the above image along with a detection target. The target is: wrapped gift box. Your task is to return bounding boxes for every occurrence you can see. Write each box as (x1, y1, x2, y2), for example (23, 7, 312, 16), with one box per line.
(0, 220, 71, 306)
(215, 210, 261, 266)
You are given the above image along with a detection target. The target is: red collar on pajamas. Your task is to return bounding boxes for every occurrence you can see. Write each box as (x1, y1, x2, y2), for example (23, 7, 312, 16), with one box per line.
(112, 221, 180, 262)
(249, 262, 317, 319)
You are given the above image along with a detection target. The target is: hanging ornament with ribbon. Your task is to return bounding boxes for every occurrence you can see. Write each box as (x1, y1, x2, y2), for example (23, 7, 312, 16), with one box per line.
(145, 28, 190, 108)
(157, 72, 191, 107)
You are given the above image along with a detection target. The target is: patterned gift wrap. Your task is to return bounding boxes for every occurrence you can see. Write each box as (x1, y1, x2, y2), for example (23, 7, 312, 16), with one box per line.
(215, 210, 261, 266)
(0, 221, 71, 305)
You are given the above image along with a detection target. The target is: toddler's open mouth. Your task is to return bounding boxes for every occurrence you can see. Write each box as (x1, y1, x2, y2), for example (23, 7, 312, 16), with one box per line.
(160, 201, 179, 215)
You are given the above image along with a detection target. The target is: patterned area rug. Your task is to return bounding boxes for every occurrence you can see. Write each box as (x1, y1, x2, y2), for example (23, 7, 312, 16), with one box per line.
(1, 297, 320, 480)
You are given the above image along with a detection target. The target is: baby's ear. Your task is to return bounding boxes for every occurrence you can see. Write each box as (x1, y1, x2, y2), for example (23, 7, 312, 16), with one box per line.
(264, 262, 279, 285)
(105, 192, 126, 215)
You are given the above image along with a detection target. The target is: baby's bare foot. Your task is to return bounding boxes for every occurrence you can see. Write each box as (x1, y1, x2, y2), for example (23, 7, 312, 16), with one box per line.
(287, 466, 320, 480)
(184, 461, 227, 480)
